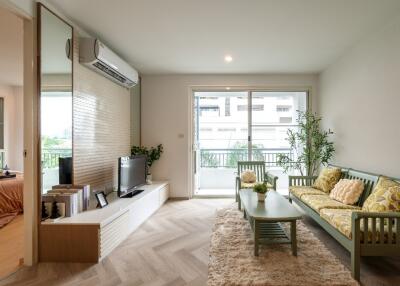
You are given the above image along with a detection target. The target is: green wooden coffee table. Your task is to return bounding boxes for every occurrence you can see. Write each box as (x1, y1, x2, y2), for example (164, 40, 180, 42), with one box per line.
(239, 189, 302, 256)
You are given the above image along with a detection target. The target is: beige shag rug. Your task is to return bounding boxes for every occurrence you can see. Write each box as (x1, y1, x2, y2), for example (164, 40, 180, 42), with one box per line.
(207, 204, 359, 286)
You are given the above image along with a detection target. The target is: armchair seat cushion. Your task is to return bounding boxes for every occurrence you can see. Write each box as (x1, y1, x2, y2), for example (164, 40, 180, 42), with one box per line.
(320, 208, 396, 243)
(241, 182, 273, 189)
(289, 186, 326, 199)
(301, 194, 361, 213)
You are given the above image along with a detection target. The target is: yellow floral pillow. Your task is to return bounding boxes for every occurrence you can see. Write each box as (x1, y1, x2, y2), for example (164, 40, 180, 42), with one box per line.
(312, 167, 342, 193)
(241, 170, 256, 183)
(363, 177, 400, 212)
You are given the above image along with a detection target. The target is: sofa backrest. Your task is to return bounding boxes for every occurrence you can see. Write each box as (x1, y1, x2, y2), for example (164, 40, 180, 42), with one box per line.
(343, 169, 380, 207)
(327, 164, 399, 206)
(388, 177, 400, 184)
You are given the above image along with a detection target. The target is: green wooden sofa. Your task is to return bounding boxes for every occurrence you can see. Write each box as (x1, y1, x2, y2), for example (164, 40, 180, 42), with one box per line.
(288, 165, 400, 281)
(235, 161, 278, 207)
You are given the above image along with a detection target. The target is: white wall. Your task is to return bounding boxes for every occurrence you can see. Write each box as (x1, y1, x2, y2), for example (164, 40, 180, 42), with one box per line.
(141, 74, 318, 198)
(319, 16, 400, 178)
(0, 0, 34, 18)
(130, 80, 141, 146)
(0, 85, 24, 172)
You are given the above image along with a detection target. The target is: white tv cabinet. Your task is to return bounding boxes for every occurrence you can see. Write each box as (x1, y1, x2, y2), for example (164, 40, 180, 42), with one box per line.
(39, 181, 169, 262)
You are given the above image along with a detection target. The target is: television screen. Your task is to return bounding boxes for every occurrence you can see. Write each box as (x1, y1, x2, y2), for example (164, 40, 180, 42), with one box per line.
(59, 157, 72, 184)
(118, 155, 147, 197)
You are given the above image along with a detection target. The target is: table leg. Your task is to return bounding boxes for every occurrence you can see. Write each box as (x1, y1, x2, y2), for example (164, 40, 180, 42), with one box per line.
(243, 209, 247, 219)
(254, 220, 259, 256)
(238, 197, 241, 210)
(291, 220, 297, 256)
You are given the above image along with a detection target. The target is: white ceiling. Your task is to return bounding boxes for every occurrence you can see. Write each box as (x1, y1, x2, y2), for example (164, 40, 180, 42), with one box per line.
(0, 7, 23, 86)
(4, 1, 400, 78)
(47, 0, 400, 75)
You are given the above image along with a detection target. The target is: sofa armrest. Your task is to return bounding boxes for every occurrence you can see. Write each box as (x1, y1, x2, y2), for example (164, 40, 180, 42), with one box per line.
(288, 175, 318, 187)
(235, 176, 241, 191)
(265, 173, 278, 191)
(351, 211, 400, 245)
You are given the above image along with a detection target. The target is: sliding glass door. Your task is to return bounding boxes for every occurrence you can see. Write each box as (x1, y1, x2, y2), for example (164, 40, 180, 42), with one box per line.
(250, 91, 308, 191)
(194, 91, 249, 196)
(193, 90, 308, 196)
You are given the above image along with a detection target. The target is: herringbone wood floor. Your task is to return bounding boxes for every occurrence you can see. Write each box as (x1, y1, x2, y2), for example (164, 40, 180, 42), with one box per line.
(0, 215, 24, 279)
(2, 198, 400, 286)
(0, 199, 233, 286)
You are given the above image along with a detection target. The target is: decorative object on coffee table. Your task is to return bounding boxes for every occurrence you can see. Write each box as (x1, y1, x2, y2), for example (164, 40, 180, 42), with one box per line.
(2, 164, 10, 175)
(253, 182, 269, 202)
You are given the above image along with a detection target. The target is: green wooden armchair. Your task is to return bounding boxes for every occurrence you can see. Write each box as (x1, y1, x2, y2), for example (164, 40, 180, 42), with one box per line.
(235, 161, 278, 203)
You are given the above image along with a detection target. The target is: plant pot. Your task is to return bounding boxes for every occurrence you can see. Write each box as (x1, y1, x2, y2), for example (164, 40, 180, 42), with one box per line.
(257, 192, 266, 202)
(146, 174, 152, 184)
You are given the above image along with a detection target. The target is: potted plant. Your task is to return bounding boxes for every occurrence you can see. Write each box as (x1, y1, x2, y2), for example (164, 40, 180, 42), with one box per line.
(131, 144, 163, 183)
(277, 111, 335, 176)
(253, 183, 269, 202)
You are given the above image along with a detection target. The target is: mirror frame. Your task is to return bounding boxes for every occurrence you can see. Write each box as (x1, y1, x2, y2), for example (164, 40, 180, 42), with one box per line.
(37, 3, 74, 227)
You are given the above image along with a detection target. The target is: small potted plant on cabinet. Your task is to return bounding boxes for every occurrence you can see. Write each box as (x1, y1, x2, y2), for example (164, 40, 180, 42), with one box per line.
(131, 144, 163, 184)
(253, 183, 269, 202)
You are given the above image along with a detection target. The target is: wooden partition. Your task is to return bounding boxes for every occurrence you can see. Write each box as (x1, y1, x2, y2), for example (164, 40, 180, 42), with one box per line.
(72, 34, 131, 191)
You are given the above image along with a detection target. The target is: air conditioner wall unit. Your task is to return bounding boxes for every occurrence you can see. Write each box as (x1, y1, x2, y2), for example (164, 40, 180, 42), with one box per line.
(79, 38, 138, 88)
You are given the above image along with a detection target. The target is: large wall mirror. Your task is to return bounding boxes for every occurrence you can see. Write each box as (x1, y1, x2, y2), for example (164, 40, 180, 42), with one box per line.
(38, 4, 73, 194)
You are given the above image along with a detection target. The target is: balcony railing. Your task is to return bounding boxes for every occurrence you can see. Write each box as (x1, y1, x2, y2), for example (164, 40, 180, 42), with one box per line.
(41, 148, 72, 169)
(199, 148, 293, 168)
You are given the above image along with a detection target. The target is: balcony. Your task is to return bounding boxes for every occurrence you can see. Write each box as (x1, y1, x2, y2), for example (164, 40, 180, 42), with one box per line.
(41, 148, 72, 169)
(199, 148, 293, 168)
(196, 148, 293, 196)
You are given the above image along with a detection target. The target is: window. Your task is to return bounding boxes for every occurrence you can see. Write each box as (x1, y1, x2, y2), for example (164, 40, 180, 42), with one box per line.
(279, 117, 293, 123)
(237, 104, 264, 111)
(225, 97, 231, 116)
(276, 105, 291, 112)
(200, 106, 220, 116)
(0, 98, 3, 150)
(217, 128, 236, 132)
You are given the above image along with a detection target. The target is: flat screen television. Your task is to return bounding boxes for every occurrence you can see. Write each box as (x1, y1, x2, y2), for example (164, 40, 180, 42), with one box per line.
(118, 155, 147, 198)
(59, 157, 72, 184)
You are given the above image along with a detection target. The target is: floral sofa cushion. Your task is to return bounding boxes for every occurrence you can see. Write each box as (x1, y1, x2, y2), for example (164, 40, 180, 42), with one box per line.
(289, 186, 326, 199)
(320, 208, 396, 243)
(301, 194, 361, 213)
(363, 176, 400, 212)
(312, 167, 342, 193)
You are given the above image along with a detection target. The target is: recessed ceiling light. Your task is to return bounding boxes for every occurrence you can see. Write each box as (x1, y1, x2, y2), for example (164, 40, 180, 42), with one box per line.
(224, 55, 233, 63)
(226, 87, 231, 90)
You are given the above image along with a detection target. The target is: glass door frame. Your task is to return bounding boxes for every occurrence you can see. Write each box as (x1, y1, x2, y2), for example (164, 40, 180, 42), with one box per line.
(189, 86, 311, 198)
